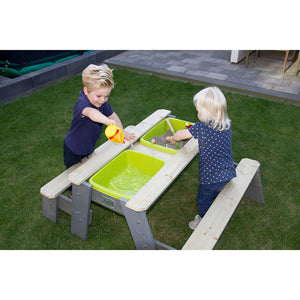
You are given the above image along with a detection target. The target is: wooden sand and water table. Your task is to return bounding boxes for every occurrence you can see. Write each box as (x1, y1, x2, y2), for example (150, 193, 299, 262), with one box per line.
(41, 109, 264, 250)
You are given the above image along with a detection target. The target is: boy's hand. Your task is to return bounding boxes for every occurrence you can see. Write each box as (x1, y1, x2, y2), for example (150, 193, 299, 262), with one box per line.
(107, 119, 117, 126)
(124, 131, 136, 141)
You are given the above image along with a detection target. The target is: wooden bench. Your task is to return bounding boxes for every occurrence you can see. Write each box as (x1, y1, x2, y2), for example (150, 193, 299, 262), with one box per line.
(40, 156, 92, 200)
(40, 155, 93, 222)
(182, 158, 264, 250)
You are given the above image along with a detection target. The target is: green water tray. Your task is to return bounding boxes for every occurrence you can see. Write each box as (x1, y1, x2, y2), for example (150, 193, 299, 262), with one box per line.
(140, 118, 193, 154)
(89, 150, 165, 200)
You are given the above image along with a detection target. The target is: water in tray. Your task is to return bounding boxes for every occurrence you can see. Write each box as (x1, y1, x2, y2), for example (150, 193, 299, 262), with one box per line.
(109, 165, 152, 198)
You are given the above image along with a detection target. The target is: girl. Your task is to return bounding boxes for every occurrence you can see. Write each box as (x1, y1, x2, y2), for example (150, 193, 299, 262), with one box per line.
(167, 87, 236, 229)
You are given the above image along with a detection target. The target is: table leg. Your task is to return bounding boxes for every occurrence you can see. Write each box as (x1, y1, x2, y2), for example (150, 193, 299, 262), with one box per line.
(244, 168, 264, 204)
(282, 50, 289, 73)
(71, 182, 93, 240)
(42, 196, 58, 223)
(294, 52, 300, 76)
(245, 50, 250, 67)
(120, 198, 156, 250)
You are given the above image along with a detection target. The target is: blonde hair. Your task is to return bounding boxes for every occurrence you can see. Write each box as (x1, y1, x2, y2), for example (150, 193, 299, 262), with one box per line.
(193, 86, 231, 131)
(82, 64, 114, 92)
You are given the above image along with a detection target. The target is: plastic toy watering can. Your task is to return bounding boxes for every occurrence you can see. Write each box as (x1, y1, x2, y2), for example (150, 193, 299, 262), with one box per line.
(105, 124, 125, 144)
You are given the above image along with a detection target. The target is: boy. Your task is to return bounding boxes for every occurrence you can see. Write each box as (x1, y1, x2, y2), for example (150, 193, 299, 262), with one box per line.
(64, 64, 136, 171)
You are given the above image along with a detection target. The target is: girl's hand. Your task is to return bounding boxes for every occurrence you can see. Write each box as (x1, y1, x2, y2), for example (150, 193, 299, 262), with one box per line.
(124, 131, 136, 141)
(166, 136, 176, 145)
(167, 129, 192, 144)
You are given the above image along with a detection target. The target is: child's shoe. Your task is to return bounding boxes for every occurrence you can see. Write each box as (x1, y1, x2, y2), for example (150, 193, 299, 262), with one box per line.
(189, 215, 202, 230)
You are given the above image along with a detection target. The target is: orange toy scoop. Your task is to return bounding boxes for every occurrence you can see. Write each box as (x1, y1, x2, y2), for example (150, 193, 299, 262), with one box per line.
(105, 124, 125, 144)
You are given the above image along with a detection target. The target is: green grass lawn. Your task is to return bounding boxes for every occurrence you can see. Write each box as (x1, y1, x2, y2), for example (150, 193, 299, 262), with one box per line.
(0, 68, 299, 250)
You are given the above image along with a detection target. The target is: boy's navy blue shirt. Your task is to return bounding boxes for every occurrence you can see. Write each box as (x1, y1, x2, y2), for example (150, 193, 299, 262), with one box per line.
(64, 90, 114, 156)
(188, 121, 236, 184)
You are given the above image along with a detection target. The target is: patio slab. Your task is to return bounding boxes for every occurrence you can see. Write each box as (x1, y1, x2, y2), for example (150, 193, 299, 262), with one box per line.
(105, 50, 300, 105)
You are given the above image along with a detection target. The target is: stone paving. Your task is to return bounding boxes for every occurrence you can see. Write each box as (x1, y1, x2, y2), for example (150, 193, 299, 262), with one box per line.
(105, 50, 300, 105)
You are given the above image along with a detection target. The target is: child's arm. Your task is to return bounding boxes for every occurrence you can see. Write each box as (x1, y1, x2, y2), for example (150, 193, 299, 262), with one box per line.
(107, 112, 123, 128)
(166, 129, 192, 145)
(82, 107, 116, 126)
(108, 112, 136, 141)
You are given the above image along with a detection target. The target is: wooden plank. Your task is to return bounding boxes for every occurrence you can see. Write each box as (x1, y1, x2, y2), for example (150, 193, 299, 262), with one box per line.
(182, 158, 260, 250)
(69, 109, 171, 186)
(126, 138, 199, 212)
(58, 194, 72, 215)
(40, 163, 81, 199)
(130, 142, 173, 163)
(39, 153, 95, 199)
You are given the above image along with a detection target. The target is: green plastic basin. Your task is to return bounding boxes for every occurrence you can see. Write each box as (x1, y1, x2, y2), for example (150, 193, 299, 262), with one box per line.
(89, 150, 165, 200)
(140, 118, 194, 154)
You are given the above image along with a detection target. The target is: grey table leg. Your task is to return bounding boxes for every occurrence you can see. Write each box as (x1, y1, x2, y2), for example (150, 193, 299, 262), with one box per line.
(42, 196, 58, 223)
(71, 182, 93, 240)
(244, 168, 264, 204)
(120, 198, 156, 250)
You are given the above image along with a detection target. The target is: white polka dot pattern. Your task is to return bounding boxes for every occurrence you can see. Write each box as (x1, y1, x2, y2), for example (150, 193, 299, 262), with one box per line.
(188, 122, 236, 184)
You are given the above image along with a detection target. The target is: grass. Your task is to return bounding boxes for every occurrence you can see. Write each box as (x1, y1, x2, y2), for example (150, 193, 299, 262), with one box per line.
(0, 68, 299, 250)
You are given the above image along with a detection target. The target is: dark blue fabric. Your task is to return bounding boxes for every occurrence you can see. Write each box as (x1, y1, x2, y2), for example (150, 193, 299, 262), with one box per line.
(188, 121, 236, 184)
(63, 140, 88, 169)
(64, 90, 114, 156)
(196, 181, 230, 217)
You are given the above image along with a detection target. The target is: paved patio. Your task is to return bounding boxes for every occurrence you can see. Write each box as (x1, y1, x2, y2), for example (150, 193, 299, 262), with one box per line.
(105, 50, 300, 105)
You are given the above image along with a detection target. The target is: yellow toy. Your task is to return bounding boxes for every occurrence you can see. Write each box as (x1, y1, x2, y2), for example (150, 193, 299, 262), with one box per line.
(105, 124, 125, 144)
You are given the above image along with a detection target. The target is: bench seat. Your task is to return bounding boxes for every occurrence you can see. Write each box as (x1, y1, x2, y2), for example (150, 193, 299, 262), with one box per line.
(182, 158, 262, 250)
